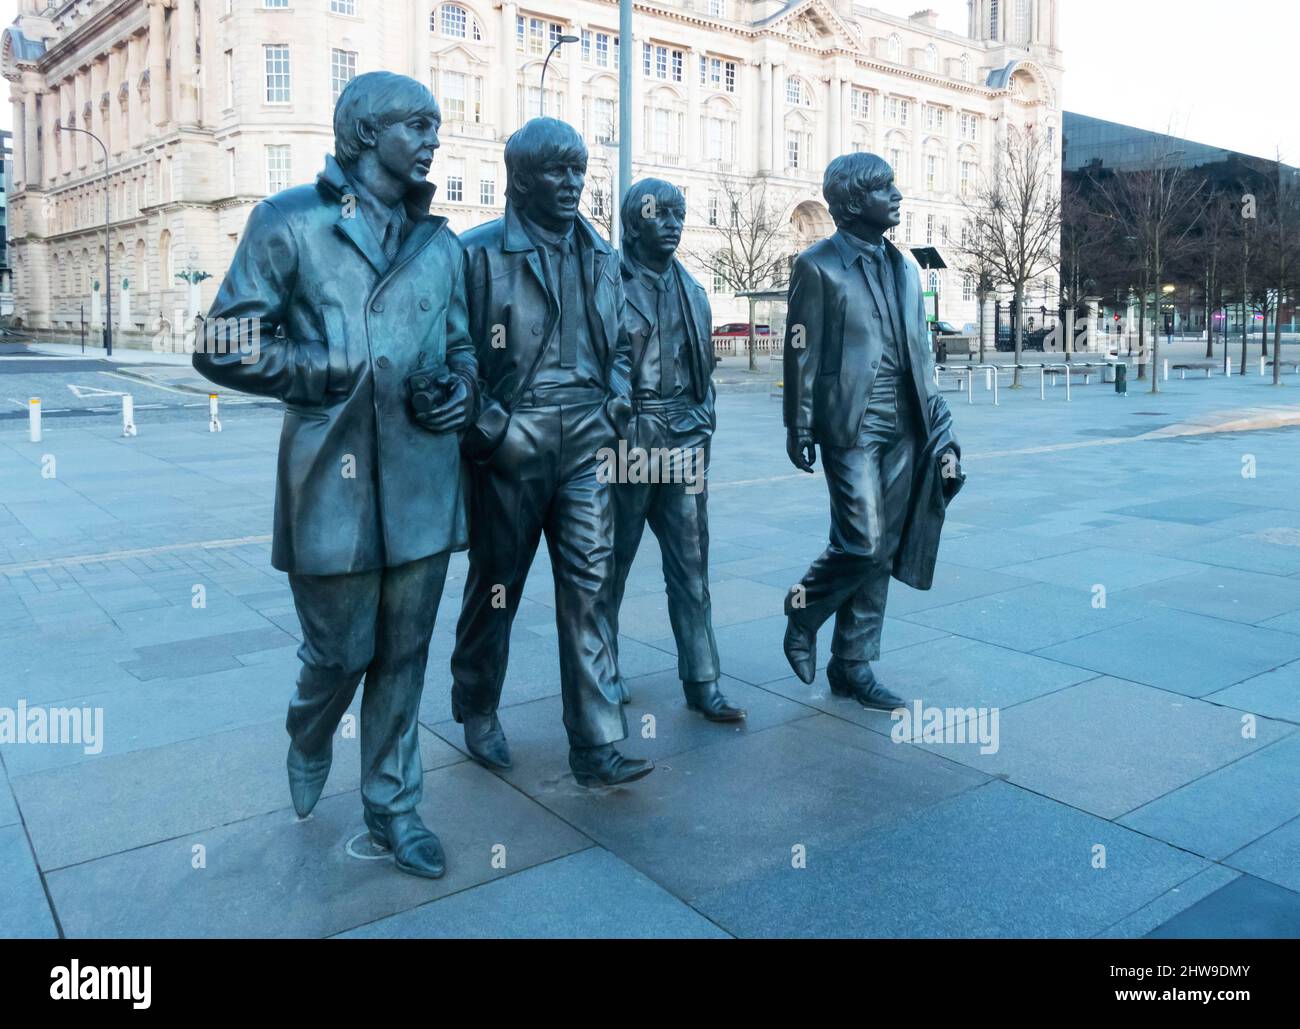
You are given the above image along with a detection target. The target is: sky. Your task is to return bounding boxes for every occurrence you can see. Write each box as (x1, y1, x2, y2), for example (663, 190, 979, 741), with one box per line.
(0, 0, 1295, 164)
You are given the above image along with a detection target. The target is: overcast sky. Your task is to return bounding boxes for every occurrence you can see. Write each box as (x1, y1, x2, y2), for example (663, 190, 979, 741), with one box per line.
(1, 0, 1294, 163)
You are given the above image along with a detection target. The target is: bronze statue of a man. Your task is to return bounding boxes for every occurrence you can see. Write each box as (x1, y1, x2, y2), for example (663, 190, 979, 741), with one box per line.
(449, 118, 654, 787)
(194, 72, 476, 878)
(782, 152, 965, 708)
(610, 178, 744, 722)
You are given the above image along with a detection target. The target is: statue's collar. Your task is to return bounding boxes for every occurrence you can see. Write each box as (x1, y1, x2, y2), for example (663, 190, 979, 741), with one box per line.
(318, 153, 439, 221)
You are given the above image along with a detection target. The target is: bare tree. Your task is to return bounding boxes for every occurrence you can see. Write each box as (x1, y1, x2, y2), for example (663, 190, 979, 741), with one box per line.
(1258, 154, 1300, 384)
(681, 176, 796, 371)
(952, 222, 999, 363)
(1059, 176, 1111, 356)
(1094, 150, 1208, 393)
(959, 125, 1060, 386)
(582, 165, 616, 241)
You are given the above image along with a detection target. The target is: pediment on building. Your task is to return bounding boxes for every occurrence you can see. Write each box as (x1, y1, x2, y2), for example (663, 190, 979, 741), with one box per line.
(433, 42, 488, 66)
(759, 0, 862, 52)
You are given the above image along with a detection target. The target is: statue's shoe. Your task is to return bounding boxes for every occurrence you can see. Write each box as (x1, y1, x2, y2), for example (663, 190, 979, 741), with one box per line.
(363, 808, 446, 879)
(684, 680, 747, 723)
(452, 701, 513, 771)
(783, 616, 817, 685)
(286, 740, 332, 818)
(827, 665, 906, 711)
(569, 744, 655, 788)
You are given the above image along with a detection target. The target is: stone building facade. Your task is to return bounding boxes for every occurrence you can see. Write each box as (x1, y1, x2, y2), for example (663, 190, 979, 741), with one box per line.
(3, 0, 1062, 345)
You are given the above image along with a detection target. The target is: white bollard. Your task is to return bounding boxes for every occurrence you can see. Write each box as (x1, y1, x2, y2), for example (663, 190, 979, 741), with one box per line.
(29, 398, 41, 443)
(985, 367, 993, 390)
(1226, 356, 1233, 377)
(1260, 355, 1266, 376)
(209, 393, 222, 433)
(121, 394, 138, 437)
(1163, 358, 1169, 380)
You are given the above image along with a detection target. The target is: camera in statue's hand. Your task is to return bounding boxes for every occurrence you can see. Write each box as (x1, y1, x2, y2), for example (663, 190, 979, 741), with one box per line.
(409, 367, 471, 434)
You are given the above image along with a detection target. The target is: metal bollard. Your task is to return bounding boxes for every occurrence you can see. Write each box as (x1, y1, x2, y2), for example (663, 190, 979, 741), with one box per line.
(29, 398, 41, 443)
(1114, 363, 1127, 396)
(1260, 355, 1266, 376)
(1163, 358, 1169, 380)
(1226, 356, 1233, 377)
(209, 393, 222, 433)
(985, 367, 993, 390)
(121, 395, 138, 437)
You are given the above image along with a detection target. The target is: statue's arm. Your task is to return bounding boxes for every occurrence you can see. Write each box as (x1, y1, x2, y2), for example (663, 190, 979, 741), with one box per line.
(782, 254, 821, 437)
(444, 244, 479, 406)
(193, 201, 329, 405)
(608, 269, 634, 402)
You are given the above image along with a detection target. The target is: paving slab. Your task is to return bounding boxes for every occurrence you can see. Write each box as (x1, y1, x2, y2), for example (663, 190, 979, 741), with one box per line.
(1035, 609, 1300, 697)
(338, 848, 730, 939)
(691, 781, 1209, 938)
(1119, 734, 1300, 860)
(1205, 660, 1300, 724)
(0, 824, 59, 938)
(13, 718, 464, 871)
(925, 676, 1293, 819)
(446, 712, 986, 904)
(901, 580, 1146, 652)
(758, 634, 1100, 739)
(1144, 875, 1300, 938)
(1224, 815, 1300, 894)
(45, 762, 590, 938)
(1115, 566, 1300, 625)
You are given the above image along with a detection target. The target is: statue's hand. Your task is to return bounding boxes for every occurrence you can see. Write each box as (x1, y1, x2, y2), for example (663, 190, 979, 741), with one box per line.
(415, 373, 472, 434)
(787, 429, 816, 473)
(605, 395, 633, 437)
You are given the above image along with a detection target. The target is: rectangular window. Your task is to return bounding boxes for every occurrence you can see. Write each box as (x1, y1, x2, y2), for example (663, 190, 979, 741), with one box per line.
(581, 29, 592, 63)
(708, 190, 719, 227)
(330, 0, 356, 14)
(963, 275, 975, 302)
(264, 0, 288, 7)
(708, 0, 725, 15)
(593, 97, 615, 144)
(904, 211, 913, 242)
(330, 49, 357, 104)
(960, 161, 975, 196)
(479, 168, 496, 206)
(786, 131, 801, 169)
(926, 155, 939, 193)
(264, 44, 291, 103)
(926, 213, 935, 244)
(266, 144, 291, 193)
(442, 71, 467, 120)
(850, 87, 870, 119)
(446, 159, 464, 202)
(224, 50, 235, 109)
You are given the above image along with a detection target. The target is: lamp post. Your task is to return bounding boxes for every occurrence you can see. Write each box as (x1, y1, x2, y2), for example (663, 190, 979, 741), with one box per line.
(539, 34, 580, 117)
(57, 121, 114, 356)
(616, 0, 632, 248)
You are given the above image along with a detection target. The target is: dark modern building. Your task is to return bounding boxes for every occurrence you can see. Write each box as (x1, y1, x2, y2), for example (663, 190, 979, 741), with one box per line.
(1062, 111, 1297, 337)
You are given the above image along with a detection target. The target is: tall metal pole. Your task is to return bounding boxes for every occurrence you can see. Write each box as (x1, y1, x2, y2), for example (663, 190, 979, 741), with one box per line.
(615, 0, 632, 248)
(60, 124, 114, 356)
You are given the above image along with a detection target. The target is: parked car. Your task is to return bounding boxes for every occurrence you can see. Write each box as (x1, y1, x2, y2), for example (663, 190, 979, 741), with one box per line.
(713, 323, 772, 337)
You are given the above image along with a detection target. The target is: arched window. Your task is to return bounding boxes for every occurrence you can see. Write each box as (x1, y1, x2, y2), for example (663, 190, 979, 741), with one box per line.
(887, 34, 902, 62)
(959, 52, 970, 81)
(135, 239, 149, 294)
(785, 76, 811, 107)
(435, 4, 481, 40)
(924, 44, 938, 72)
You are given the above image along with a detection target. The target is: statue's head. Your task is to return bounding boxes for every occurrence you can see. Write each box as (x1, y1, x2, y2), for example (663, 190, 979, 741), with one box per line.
(620, 178, 685, 265)
(334, 72, 441, 189)
(505, 118, 588, 231)
(823, 152, 902, 235)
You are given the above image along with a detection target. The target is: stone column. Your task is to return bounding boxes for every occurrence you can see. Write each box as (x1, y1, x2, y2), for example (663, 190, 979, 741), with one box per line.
(757, 59, 770, 173)
(176, 0, 197, 124)
(686, 45, 700, 159)
(769, 61, 783, 172)
(827, 71, 841, 164)
(9, 87, 26, 191)
(124, 38, 141, 151)
(499, 2, 518, 136)
(147, 0, 168, 128)
(24, 85, 42, 189)
(566, 22, 582, 126)
(72, 71, 86, 169)
(90, 58, 107, 167)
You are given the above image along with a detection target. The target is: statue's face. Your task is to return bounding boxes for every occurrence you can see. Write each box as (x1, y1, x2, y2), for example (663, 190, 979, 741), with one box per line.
(632, 197, 684, 261)
(854, 173, 903, 232)
(372, 110, 441, 188)
(521, 152, 587, 227)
